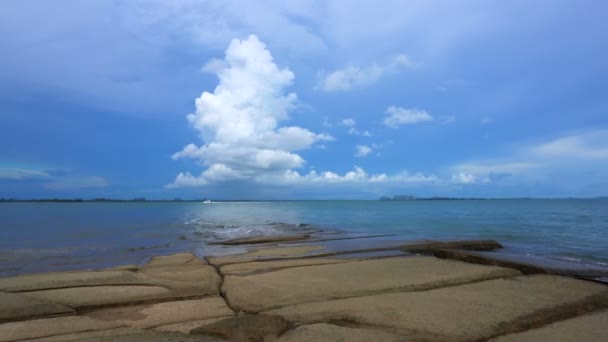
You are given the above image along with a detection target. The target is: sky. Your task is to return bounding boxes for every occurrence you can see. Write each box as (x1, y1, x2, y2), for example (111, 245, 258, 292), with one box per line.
(1, 0, 607, 199)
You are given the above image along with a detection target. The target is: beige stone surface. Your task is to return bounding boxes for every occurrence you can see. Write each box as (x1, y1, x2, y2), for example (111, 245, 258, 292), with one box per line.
(143, 253, 206, 268)
(31, 328, 141, 341)
(190, 315, 291, 342)
(85, 297, 233, 328)
(224, 256, 521, 312)
(32, 329, 224, 342)
(220, 258, 354, 275)
(0, 291, 74, 322)
(138, 266, 221, 293)
(20, 285, 172, 308)
(278, 323, 405, 342)
(0, 316, 122, 341)
(208, 245, 325, 266)
(267, 275, 608, 341)
(153, 316, 231, 334)
(491, 310, 608, 342)
(0, 270, 144, 292)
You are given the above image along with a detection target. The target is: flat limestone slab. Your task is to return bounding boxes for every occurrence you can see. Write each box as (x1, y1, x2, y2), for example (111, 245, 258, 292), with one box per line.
(220, 258, 355, 275)
(278, 323, 404, 342)
(267, 275, 608, 341)
(491, 310, 608, 342)
(208, 246, 326, 266)
(20, 285, 173, 309)
(0, 315, 122, 341)
(143, 253, 206, 268)
(153, 317, 232, 334)
(0, 270, 145, 292)
(85, 297, 234, 328)
(223, 256, 520, 312)
(138, 266, 221, 293)
(0, 291, 74, 322)
(33, 329, 225, 342)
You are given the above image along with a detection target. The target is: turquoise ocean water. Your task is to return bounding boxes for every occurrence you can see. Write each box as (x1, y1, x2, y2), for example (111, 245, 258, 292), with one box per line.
(0, 199, 607, 276)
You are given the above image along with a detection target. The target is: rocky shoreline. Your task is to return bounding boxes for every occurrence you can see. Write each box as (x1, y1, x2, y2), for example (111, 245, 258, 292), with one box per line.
(1, 234, 607, 341)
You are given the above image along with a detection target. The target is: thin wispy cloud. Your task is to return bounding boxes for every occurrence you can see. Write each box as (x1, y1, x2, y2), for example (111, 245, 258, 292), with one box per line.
(318, 55, 414, 92)
(384, 106, 434, 127)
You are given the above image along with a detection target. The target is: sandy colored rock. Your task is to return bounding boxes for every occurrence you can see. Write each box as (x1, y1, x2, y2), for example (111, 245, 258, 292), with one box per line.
(0, 315, 122, 341)
(491, 310, 608, 342)
(34, 329, 224, 342)
(190, 315, 291, 342)
(278, 323, 404, 342)
(31, 328, 141, 341)
(223, 256, 520, 312)
(268, 275, 608, 341)
(0, 291, 74, 322)
(220, 258, 354, 275)
(0, 270, 145, 292)
(143, 253, 206, 268)
(208, 245, 325, 266)
(20, 285, 172, 309)
(85, 297, 233, 328)
(138, 266, 221, 292)
(153, 316, 232, 334)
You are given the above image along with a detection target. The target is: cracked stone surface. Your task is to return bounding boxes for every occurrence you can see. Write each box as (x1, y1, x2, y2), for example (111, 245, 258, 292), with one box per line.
(0, 291, 74, 322)
(2, 241, 607, 342)
(84, 297, 234, 328)
(224, 256, 521, 312)
(491, 309, 608, 342)
(267, 275, 608, 341)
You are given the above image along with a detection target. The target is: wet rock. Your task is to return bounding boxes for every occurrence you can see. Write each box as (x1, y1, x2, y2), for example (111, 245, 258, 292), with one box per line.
(433, 248, 608, 279)
(190, 315, 291, 342)
(210, 234, 311, 245)
(401, 239, 503, 253)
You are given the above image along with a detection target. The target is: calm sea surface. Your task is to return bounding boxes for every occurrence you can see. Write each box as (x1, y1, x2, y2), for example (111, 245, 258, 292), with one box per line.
(1, 199, 607, 276)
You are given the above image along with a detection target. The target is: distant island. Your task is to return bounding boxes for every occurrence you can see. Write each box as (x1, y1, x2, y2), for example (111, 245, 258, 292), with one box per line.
(378, 195, 608, 201)
(379, 195, 492, 201)
(0, 198, 210, 203)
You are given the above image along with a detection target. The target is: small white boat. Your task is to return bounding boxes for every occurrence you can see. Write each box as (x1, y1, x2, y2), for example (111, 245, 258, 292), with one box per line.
(203, 200, 212, 204)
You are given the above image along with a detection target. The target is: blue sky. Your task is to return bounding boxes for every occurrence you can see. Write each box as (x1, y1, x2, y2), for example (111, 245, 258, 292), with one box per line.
(1, 0, 607, 199)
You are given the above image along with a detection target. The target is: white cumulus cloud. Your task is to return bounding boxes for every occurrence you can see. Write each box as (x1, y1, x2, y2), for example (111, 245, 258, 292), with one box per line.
(340, 118, 356, 126)
(169, 35, 332, 188)
(318, 55, 414, 92)
(384, 106, 434, 127)
(355, 145, 372, 157)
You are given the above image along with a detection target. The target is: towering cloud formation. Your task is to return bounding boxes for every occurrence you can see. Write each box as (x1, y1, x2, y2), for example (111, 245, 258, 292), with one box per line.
(169, 35, 331, 187)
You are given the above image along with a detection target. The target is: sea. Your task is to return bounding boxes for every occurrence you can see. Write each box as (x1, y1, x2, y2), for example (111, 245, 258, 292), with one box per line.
(1, 199, 607, 277)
